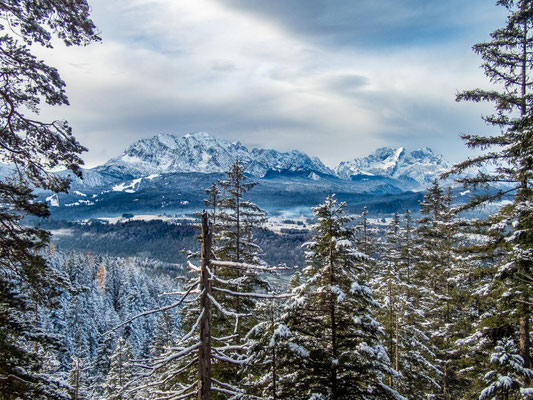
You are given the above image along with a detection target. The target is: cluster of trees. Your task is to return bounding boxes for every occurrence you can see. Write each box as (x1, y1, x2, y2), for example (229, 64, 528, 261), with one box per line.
(107, 175, 526, 400)
(1, 0, 533, 399)
(40, 251, 180, 400)
(121, 161, 403, 400)
(0, 1, 100, 399)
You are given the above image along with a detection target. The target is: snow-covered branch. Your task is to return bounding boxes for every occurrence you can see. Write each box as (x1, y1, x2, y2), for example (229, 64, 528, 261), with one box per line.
(104, 281, 199, 336)
(207, 293, 251, 319)
(212, 286, 293, 299)
(211, 260, 295, 271)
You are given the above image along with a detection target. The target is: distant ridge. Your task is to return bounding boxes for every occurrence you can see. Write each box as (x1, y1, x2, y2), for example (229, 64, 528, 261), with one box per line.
(335, 146, 450, 187)
(96, 132, 333, 178)
(89, 132, 450, 188)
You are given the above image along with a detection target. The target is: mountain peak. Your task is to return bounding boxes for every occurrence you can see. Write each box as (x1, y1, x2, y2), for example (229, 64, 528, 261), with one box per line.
(335, 146, 449, 187)
(185, 132, 210, 138)
(93, 133, 451, 189)
(100, 132, 332, 178)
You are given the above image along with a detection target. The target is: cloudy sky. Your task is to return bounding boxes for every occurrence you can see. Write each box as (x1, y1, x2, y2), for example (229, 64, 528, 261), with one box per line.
(36, 0, 506, 168)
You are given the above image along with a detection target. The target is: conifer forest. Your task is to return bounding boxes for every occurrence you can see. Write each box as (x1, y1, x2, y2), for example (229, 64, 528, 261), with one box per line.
(1, 1, 533, 400)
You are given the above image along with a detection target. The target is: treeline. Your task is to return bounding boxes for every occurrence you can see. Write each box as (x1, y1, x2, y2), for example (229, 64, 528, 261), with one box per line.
(41, 219, 310, 268)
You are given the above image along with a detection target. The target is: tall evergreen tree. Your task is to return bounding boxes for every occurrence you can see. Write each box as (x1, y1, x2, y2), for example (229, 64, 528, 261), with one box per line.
(0, 2, 99, 399)
(104, 337, 135, 400)
(445, 0, 533, 390)
(242, 298, 292, 400)
(139, 211, 286, 400)
(284, 195, 404, 400)
(415, 181, 467, 399)
(373, 211, 440, 399)
(216, 161, 267, 264)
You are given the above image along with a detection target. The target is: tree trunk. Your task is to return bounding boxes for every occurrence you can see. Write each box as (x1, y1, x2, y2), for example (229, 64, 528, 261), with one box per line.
(520, 311, 531, 371)
(271, 302, 278, 400)
(198, 212, 213, 400)
(518, 14, 531, 381)
(329, 242, 338, 400)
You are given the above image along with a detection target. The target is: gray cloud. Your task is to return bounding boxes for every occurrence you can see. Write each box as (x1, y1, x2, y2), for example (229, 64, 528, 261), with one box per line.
(213, 0, 506, 48)
(32, 0, 506, 169)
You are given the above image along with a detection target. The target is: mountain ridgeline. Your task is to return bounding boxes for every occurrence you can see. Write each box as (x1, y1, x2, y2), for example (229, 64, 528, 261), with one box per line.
(84, 132, 449, 186)
(20, 132, 462, 219)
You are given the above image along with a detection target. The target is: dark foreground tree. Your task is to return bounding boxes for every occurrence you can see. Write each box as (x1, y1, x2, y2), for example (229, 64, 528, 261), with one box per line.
(0, 2, 99, 398)
(445, 0, 533, 392)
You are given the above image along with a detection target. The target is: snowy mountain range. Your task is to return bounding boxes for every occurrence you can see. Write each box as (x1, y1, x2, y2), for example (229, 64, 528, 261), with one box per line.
(0, 132, 467, 219)
(97, 132, 333, 179)
(85, 132, 449, 188)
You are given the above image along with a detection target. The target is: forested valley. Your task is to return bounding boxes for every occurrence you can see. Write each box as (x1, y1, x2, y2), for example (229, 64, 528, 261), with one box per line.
(1, 1, 533, 400)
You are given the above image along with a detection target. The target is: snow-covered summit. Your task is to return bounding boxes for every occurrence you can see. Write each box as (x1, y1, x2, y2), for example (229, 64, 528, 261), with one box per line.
(86, 133, 454, 189)
(98, 132, 333, 178)
(335, 146, 450, 187)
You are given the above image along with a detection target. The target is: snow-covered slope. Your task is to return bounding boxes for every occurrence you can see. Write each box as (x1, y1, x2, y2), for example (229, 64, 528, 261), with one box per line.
(97, 132, 333, 178)
(335, 147, 450, 187)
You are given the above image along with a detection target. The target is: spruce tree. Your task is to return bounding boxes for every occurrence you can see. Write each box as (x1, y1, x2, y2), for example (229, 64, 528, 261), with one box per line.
(241, 297, 294, 400)
(216, 161, 267, 264)
(210, 162, 269, 388)
(445, 0, 533, 390)
(415, 181, 467, 399)
(374, 211, 440, 399)
(104, 337, 135, 400)
(68, 357, 89, 400)
(284, 195, 404, 400)
(139, 211, 286, 399)
(480, 338, 533, 400)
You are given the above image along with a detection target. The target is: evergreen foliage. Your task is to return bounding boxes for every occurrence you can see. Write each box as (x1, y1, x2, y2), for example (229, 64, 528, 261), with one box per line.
(445, 0, 533, 394)
(414, 181, 466, 399)
(216, 161, 267, 264)
(104, 337, 135, 400)
(373, 212, 440, 399)
(283, 195, 404, 400)
(480, 338, 533, 400)
(0, 1, 99, 398)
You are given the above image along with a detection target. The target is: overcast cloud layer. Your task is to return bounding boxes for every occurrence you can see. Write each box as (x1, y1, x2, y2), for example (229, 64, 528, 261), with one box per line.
(35, 0, 506, 168)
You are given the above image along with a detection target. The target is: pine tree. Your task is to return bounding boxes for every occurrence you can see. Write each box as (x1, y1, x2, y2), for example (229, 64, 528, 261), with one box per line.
(138, 212, 287, 400)
(377, 213, 402, 383)
(0, 2, 99, 399)
(216, 161, 267, 264)
(480, 338, 533, 400)
(104, 337, 135, 400)
(415, 181, 454, 398)
(210, 162, 270, 389)
(151, 310, 177, 356)
(414, 181, 479, 399)
(242, 293, 298, 400)
(373, 211, 440, 399)
(355, 206, 379, 282)
(68, 357, 89, 400)
(283, 195, 404, 400)
(445, 0, 533, 381)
